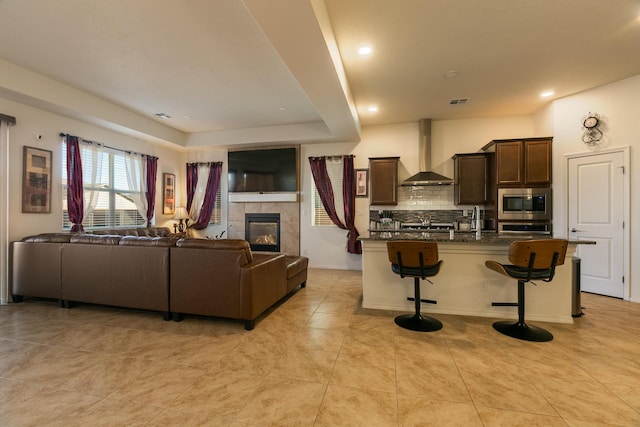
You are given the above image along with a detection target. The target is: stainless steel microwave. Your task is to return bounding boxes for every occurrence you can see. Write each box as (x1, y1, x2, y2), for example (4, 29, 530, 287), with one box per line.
(498, 188, 551, 221)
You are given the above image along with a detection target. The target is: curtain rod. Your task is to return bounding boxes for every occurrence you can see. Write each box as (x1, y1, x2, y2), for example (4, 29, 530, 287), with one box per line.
(308, 154, 355, 160)
(59, 132, 156, 159)
(187, 161, 223, 166)
(0, 113, 16, 126)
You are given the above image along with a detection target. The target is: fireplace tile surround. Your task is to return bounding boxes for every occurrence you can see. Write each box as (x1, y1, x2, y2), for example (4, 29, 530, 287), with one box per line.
(228, 201, 300, 256)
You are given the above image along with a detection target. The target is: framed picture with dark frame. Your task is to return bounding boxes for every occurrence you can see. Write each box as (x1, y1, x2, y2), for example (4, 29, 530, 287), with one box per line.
(163, 173, 175, 215)
(355, 168, 369, 197)
(22, 146, 52, 213)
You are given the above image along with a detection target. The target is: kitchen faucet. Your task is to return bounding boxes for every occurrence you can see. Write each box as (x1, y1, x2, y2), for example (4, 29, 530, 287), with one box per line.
(472, 205, 482, 239)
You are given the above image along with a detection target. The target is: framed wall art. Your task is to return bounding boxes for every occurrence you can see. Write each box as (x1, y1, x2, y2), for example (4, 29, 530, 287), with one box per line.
(163, 173, 175, 215)
(355, 168, 369, 197)
(22, 146, 52, 213)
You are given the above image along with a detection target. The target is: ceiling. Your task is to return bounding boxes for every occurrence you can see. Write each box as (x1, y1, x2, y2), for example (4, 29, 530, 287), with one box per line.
(1, 0, 639, 148)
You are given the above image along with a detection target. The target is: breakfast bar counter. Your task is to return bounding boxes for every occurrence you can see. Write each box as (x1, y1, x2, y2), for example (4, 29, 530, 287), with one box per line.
(360, 232, 583, 324)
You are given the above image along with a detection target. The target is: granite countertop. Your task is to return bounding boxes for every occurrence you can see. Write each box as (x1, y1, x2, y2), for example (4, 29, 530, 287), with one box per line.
(361, 230, 592, 245)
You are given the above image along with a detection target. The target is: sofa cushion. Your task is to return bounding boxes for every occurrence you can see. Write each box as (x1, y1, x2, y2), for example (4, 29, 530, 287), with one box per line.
(90, 227, 172, 237)
(119, 235, 181, 247)
(176, 238, 253, 263)
(70, 234, 122, 245)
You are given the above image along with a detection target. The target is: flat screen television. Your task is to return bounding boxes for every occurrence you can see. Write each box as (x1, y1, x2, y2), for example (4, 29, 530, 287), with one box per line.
(228, 147, 297, 193)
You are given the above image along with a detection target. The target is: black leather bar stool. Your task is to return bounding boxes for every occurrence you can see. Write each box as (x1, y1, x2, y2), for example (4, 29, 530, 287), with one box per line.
(486, 239, 568, 342)
(387, 241, 443, 332)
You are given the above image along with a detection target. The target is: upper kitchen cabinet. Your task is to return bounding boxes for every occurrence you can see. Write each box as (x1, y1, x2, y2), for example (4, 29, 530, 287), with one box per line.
(452, 152, 494, 205)
(369, 157, 399, 205)
(483, 138, 552, 186)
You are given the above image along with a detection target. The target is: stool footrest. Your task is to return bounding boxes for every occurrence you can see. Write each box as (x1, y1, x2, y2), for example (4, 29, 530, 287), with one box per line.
(407, 297, 437, 304)
(492, 302, 517, 306)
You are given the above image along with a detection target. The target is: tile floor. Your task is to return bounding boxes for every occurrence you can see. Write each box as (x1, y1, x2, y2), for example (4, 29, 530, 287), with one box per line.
(1, 268, 640, 426)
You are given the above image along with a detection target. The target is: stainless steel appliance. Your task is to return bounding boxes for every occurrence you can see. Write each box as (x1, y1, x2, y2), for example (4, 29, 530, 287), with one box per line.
(498, 188, 551, 221)
(498, 222, 551, 235)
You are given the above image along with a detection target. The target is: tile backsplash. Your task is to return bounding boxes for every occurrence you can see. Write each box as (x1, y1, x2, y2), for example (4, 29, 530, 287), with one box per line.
(397, 185, 456, 209)
(368, 185, 483, 227)
(370, 185, 457, 211)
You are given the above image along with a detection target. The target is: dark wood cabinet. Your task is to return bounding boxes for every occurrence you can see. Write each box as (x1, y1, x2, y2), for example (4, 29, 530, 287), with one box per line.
(453, 153, 493, 205)
(369, 157, 399, 205)
(524, 139, 552, 184)
(484, 138, 552, 186)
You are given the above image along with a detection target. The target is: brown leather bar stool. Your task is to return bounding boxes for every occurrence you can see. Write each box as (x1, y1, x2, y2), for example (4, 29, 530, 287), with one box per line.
(486, 239, 568, 342)
(387, 241, 443, 332)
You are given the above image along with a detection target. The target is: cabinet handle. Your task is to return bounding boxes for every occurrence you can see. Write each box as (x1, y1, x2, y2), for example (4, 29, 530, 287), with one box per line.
(570, 228, 584, 233)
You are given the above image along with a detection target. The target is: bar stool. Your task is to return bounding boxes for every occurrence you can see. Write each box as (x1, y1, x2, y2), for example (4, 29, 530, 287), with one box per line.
(486, 239, 568, 342)
(387, 241, 443, 332)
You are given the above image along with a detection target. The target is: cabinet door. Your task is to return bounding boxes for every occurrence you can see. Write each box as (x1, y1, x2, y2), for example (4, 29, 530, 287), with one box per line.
(454, 154, 488, 204)
(369, 158, 398, 205)
(524, 139, 552, 185)
(495, 141, 523, 185)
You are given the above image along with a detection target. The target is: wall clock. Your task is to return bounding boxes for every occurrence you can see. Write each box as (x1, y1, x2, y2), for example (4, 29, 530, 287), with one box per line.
(581, 112, 603, 146)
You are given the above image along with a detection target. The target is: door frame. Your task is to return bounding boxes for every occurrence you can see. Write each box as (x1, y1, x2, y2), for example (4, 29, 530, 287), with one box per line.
(565, 146, 630, 300)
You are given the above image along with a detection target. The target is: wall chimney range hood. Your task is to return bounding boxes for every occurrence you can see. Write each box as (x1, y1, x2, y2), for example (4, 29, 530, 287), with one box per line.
(401, 119, 454, 186)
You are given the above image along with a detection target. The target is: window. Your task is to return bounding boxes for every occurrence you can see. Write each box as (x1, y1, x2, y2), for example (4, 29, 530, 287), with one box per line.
(209, 191, 222, 225)
(312, 183, 333, 226)
(62, 141, 145, 230)
(311, 159, 345, 227)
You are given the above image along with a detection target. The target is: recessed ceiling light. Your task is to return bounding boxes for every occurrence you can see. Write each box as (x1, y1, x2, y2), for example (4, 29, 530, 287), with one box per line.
(367, 106, 378, 112)
(183, 115, 191, 119)
(443, 70, 459, 79)
(540, 91, 555, 98)
(358, 46, 373, 55)
(278, 107, 288, 111)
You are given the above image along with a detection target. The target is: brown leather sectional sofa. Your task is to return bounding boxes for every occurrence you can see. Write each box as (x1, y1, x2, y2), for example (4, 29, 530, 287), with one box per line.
(11, 228, 308, 330)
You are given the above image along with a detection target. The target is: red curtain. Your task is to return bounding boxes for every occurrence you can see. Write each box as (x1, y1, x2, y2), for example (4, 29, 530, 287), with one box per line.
(186, 163, 198, 213)
(145, 156, 158, 225)
(309, 155, 361, 254)
(66, 136, 84, 232)
(342, 155, 361, 254)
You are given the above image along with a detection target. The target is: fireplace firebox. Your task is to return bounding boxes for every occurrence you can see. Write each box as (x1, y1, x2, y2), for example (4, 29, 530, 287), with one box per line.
(245, 213, 281, 252)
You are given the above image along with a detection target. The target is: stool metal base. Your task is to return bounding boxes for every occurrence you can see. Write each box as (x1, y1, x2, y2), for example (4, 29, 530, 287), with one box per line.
(493, 320, 553, 342)
(395, 313, 443, 332)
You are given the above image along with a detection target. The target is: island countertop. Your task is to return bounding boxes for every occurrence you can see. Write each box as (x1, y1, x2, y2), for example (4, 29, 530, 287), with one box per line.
(361, 230, 591, 245)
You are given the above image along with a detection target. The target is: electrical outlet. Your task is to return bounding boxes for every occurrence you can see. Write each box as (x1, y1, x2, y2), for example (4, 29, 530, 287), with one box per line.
(480, 282, 488, 292)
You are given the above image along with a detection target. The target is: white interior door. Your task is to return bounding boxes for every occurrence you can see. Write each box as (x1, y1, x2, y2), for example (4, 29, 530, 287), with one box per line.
(567, 150, 625, 298)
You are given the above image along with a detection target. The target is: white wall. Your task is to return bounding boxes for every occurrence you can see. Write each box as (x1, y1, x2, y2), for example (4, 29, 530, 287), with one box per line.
(548, 74, 640, 302)
(0, 96, 186, 243)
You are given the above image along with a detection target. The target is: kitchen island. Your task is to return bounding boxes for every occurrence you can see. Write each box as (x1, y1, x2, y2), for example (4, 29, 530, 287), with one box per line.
(361, 231, 583, 324)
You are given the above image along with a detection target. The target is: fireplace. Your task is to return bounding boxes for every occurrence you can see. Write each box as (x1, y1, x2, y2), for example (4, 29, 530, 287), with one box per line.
(245, 213, 281, 252)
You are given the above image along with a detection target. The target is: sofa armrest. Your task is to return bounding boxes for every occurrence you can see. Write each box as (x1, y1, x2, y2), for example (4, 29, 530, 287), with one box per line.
(11, 241, 63, 300)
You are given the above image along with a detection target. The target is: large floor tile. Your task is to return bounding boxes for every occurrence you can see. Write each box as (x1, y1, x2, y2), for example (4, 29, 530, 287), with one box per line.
(2, 270, 640, 425)
(315, 384, 397, 426)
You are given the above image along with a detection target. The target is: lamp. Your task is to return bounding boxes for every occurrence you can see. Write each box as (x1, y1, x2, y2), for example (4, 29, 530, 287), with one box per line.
(174, 206, 190, 233)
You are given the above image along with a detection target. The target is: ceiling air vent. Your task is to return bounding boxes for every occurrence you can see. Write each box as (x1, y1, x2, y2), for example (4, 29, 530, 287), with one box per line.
(449, 98, 469, 105)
